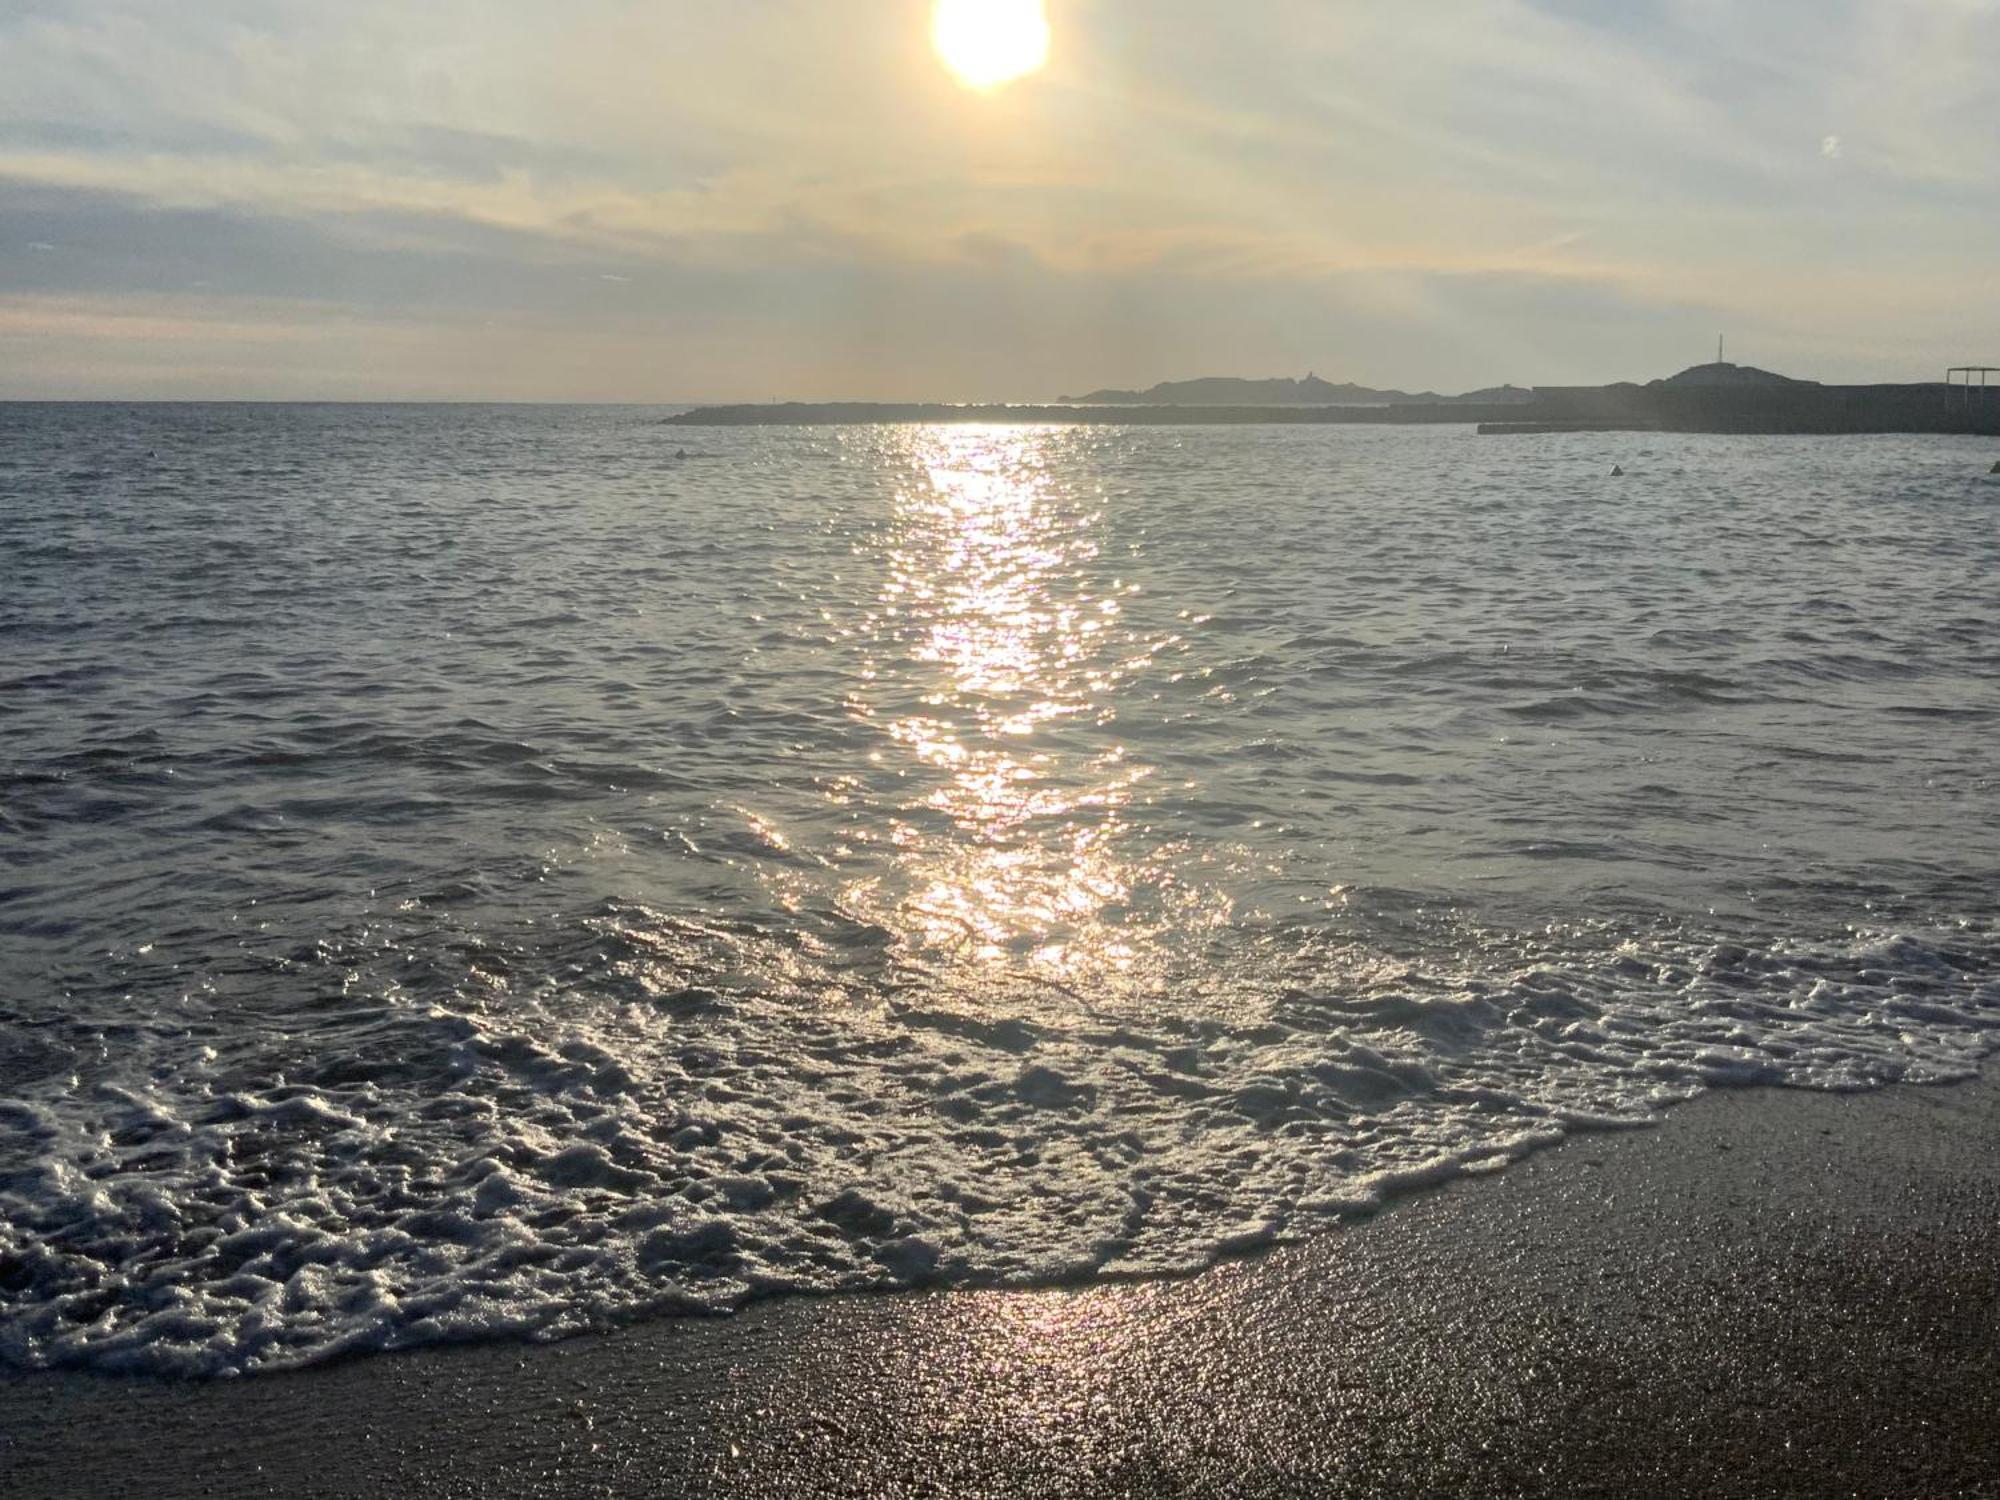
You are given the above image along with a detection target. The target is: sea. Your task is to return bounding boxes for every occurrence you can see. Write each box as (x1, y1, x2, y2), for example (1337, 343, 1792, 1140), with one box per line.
(3, 404, 1997, 1376)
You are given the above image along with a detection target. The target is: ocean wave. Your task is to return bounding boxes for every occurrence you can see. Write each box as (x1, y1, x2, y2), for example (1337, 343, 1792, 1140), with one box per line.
(1, 907, 1994, 1376)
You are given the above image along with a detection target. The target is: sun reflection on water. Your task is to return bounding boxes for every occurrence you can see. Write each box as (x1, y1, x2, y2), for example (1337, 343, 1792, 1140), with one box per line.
(838, 426, 1198, 996)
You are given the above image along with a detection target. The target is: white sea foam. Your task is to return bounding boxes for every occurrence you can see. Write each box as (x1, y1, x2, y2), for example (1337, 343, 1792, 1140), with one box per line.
(1, 913, 1994, 1375)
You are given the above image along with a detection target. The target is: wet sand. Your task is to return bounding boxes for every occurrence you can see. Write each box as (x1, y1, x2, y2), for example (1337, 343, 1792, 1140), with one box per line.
(4, 1072, 1998, 1498)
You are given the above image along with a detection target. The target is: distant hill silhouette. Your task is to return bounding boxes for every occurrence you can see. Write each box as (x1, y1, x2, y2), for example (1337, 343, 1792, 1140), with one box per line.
(1650, 361, 1817, 389)
(670, 355, 2000, 434)
(1058, 372, 1535, 406)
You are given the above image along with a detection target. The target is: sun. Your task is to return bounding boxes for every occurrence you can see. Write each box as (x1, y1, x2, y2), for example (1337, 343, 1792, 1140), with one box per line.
(932, 0, 1051, 91)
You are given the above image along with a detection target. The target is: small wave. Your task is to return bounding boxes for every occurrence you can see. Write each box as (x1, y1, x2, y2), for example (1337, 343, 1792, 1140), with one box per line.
(1, 911, 1993, 1377)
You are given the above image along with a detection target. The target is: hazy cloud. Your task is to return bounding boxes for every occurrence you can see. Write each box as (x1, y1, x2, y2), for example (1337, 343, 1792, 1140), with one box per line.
(2, 0, 1995, 397)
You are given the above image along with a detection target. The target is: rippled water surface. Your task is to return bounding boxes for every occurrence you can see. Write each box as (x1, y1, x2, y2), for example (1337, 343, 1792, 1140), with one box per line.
(4, 405, 1998, 1373)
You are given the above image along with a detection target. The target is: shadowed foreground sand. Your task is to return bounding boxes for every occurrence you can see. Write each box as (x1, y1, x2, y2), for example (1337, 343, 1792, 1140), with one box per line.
(4, 1072, 1997, 1498)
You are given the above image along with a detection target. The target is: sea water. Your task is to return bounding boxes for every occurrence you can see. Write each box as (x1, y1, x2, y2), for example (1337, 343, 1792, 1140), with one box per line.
(2, 405, 1996, 1374)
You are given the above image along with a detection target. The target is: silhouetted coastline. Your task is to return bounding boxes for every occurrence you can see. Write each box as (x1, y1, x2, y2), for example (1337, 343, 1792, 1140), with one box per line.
(1056, 373, 1537, 406)
(667, 363, 2000, 435)
(663, 400, 1533, 427)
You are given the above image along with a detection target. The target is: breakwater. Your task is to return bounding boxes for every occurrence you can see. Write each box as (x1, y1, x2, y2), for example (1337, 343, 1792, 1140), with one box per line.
(1525, 381, 2000, 435)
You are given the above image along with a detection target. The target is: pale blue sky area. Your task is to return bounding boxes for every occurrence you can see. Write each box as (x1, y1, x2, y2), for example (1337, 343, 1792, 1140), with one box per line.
(2, 0, 1995, 399)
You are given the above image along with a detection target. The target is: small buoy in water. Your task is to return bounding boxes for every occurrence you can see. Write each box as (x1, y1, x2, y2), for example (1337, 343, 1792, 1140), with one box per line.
(1611, 465, 1625, 477)
(676, 448, 688, 460)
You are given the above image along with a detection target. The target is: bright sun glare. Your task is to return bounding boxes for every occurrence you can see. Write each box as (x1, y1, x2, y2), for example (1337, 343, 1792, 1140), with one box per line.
(932, 0, 1051, 91)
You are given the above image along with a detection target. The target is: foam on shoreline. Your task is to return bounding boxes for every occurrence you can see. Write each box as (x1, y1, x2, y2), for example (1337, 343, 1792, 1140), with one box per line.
(3, 913, 1993, 1377)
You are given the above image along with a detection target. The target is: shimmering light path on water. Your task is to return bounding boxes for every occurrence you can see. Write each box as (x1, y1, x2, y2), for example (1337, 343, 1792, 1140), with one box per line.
(2, 407, 1996, 1373)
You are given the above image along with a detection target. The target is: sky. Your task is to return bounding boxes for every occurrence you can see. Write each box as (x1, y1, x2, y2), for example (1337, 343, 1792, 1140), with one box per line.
(2, 0, 1996, 401)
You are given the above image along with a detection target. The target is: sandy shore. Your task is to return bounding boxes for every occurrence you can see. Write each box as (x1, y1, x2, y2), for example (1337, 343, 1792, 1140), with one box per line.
(4, 1072, 1998, 1498)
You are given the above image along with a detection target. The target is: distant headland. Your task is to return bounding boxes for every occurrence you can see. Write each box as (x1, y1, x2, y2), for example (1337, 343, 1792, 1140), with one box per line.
(665, 362, 2000, 435)
(1054, 373, 1537, 407)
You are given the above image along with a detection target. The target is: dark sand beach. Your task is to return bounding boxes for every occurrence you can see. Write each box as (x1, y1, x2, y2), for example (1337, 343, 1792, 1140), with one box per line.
(5, 1072, 1997, 1499)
